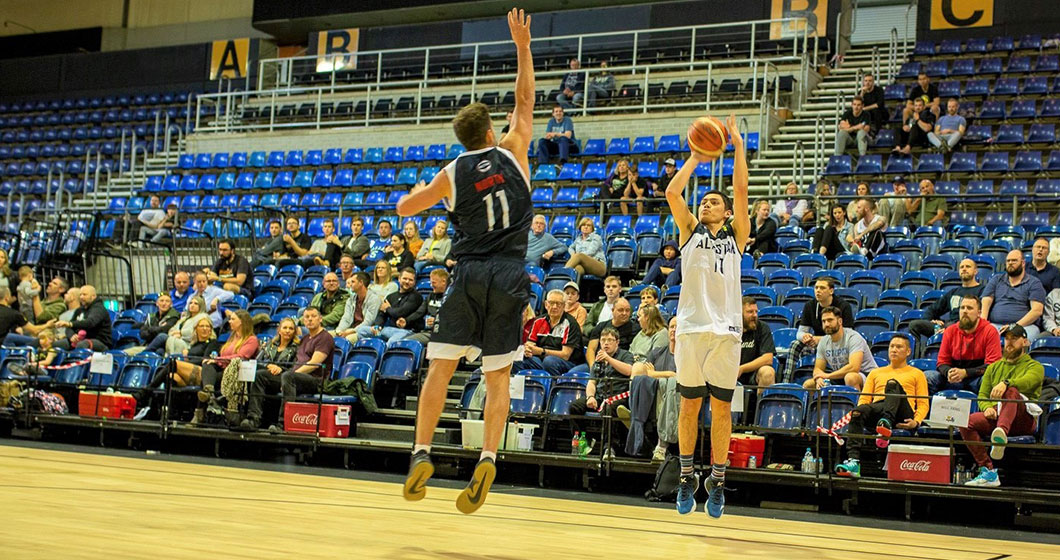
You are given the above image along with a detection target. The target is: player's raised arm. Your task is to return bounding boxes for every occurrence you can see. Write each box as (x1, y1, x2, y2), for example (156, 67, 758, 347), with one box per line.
(498, 8, 534, 175)
(726, 114, 750, 251)
(397, 175, 450, 217)
(665, 151, 702, 247)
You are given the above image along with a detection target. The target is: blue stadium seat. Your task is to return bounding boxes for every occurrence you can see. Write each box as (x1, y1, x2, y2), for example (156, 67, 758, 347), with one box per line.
(824, 155, 853, 176)
(755, 384, 808, 430)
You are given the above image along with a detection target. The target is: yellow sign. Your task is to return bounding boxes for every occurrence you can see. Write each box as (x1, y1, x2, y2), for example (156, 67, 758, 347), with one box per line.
(209, 38, 250, 80)
(770, 0, 828, 40)
(316, 28, 360, 72)
(930, 0, 993, 29)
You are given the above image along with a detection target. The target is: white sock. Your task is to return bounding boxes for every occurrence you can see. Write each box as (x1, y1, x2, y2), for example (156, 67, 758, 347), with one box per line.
(413, 444, 431, 455)
(480, 450, 497, 462)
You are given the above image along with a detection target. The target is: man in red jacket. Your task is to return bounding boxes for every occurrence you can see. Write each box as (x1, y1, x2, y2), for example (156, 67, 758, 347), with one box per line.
(932, 295, 1002, 394)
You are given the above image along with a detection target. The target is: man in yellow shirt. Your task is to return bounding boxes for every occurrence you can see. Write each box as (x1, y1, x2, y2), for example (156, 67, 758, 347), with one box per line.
(835, 335, 929, 478)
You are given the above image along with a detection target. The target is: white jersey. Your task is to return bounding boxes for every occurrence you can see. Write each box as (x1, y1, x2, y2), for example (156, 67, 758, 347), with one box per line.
(676, 223, 743, 339)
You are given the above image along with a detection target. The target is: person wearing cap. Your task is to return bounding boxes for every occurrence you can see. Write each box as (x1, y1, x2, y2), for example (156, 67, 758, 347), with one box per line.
(562, 281, 587, 328)
(907, 179, 947, 227)
(982, 250, 1047, 344)
(960, 324, 1044, 488)
(833, 95, 872, 157)
(644, 158, 680, 199)
(877, 176, 911, 228)
(642, 240, 680, 288)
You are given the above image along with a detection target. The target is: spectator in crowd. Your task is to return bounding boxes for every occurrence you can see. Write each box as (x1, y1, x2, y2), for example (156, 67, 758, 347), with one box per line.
(627, 316, 680, 461)
(555, 58, 584, 108)
(895, 97, 935, 155)
(309, 273, 349, 330)
(265, 306, 336, 433)
(1044, 285, 1060, 337)
(846, 182, 869, 224)
(7, 327, 59, 378)
(739, 298, 776, 391)
(859, 73, 886, 132)
(414, 220, 451, 273)
(525, 214, 567, 268)
(193, 309, 259, 423)
(1028, 237, 1060, 293)
(306, 219, 344, 268)
(930, 98, 966, 151)
(638, 286, 663, 314)
(564, 217, 606, 278)
(982, 250, 1046, 343)
(629, 304, 668, 361)
(356, 268, 423, 343)
(804, 306, 876, 391)
(252, 220, 286, 268)
(847, 197, 887, 258)
(54, 285, 112, 351)
(384, 233, 416, 275)
(275, 217, 312, 267)
(238, 317, 300, 431)
(402, 220, 423, 258)
(905, 71, 941, 121)
(748, 199, 780, 257)
(131, 293, 179, 355)
(337, 255, 357, 284)
(932, 295, 1002, 394)
(343, 216, 373, 268)
(642, 240, 680, 288)
(170, 271, 191, 313)
(586, 275, 623, 330)
(369, 259, 398, 300)
(376, 219, 393, 241)
(580, 298, 637, 373)
(910, 258, 983, 342)
(138, 196, 177, 243)
(536, 105, 576, 165)
(406, 268, 449, 346)
(907, 179, 947, 227)
(204, 239, 253, 297)
(834, 335, 928, 479)
(54, 286, 80, 341)
(620, 167, 651, 216)
(812, 181, 834, 227)
(16, 266, 37, 321)
(0, 287, 32, 340)
(160, 296, 210, 355)
(568, 327, 634, 460)
(585, 60, 614, 107)
(501, 110, 513, 134)
(813, 203, 853, 261)
(877, 176, 910, 228)
(773, 182, 808, 226)
(134, 316, 219, 418)
(3, 276, 69, 347)
(190, 272, 234, 328)
(335, 272, 382, 344)
(522, 289, 584, 376)
(601, 159, 633, 208)
(562, 281, 587, 328)
(833, 95, 872, 157)
(660, 158, 678, 184)
(961, 325, 1044, 488)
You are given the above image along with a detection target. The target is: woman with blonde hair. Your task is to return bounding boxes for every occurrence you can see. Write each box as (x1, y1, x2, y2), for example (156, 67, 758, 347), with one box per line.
(629, 304, 668, 360)
(415, 220, 451, 273)
(0, 248, 17, 291)
(134, 315, 220, 419)
(402, 220, 424, 257)
(241, 317, 301, 429)
(369, 259, 398, 300)
(162, 295, 211, 355)
(197, 309, 260, 422)
(564, 217, 606, 277)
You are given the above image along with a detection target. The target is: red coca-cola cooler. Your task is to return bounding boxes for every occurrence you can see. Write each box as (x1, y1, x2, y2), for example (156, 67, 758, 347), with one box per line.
(283, 402, 351, 437)
(885, 444, 951, 484)
(78, 391, 136, 419)
(728, 434, 765, 468)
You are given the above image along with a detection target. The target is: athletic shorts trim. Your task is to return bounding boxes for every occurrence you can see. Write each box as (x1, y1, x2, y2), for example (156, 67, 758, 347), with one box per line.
(674, 332, 740, 403)
(427, 342, 482, 363)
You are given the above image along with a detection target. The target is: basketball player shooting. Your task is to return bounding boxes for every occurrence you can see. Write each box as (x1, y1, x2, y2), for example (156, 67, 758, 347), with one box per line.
(664, 115, 749, 519)
(395, 8, 535, 515)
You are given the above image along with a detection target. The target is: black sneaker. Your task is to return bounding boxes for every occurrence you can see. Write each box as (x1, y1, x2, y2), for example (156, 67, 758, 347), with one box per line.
(455, 457, 496, 514)
(403, 450, 434, 502)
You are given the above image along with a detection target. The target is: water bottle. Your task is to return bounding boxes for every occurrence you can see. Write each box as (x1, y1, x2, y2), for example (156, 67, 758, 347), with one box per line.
(578, 431, 589, 457)
(802, 448, 814, 473)
(816, 457, 823, 473)
(571, 433, 580, 455)
(747, 455, 756, 469)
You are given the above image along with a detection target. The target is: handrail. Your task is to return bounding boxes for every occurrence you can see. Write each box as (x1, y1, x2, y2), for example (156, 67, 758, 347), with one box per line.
(889, 28, 899, 83)
(871, 45, 880, 80)
(904, 0, 917, 55)
(793, 139, 805, 183)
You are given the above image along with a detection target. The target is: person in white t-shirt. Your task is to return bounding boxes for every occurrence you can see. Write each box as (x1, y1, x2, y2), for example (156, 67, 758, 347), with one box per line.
(138, 196, 177, 243)
(846, 197, 887, 258)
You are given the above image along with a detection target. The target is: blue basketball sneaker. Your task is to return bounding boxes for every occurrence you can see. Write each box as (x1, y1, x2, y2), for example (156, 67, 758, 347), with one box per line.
(704, 475, 725, 518)
(675, 473, 699, 515)
(835, 458, 861, 478)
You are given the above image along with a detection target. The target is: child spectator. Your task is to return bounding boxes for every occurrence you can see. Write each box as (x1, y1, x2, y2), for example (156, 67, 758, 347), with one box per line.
(16, 266, 38, 321)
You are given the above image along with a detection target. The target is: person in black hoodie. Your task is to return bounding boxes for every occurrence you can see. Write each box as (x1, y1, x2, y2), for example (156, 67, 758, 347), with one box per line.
(407, 268, 450, 346)
(136, 293, 180, 352)
(54, 285, 112, 351)
(642, 240, 680, 288)
(355, 267, 423, 343)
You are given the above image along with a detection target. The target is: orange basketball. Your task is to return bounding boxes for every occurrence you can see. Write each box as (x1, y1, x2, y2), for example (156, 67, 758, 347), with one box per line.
(687, 116, 728, 160)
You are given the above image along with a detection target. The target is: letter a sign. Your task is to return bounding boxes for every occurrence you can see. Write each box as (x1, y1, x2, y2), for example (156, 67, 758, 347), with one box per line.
(210, 38, 250, 80)
(930, 0, 993, 30)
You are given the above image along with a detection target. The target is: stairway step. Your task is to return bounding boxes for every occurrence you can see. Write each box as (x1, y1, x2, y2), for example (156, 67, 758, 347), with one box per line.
(355, 422, 459, 444)
(405, 395, 460, 413)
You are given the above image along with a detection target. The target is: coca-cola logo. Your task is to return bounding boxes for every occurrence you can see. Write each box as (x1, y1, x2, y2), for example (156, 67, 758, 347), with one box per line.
(899, 459, 932, 472)
(291, 413, 318, 425)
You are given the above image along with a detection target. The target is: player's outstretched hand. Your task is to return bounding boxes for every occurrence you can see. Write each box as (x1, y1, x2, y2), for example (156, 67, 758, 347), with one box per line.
(725, 114, 743, 148)
(508, 8, 532, 47)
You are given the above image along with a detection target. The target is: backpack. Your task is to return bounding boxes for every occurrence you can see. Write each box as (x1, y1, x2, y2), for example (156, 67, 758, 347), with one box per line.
(644, 453, 680, 502)
(1040, 377, 1060, 403)
(24, 389, 68, 415)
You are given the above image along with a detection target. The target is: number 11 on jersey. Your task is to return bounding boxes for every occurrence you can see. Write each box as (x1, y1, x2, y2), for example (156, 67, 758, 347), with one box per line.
(483, 190, 510, 231)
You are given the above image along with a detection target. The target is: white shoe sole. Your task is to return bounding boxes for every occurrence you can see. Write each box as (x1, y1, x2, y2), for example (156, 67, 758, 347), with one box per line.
(989, 427, 1006, 461)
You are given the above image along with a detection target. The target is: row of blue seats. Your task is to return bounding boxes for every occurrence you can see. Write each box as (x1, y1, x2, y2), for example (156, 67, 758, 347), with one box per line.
(1, 159, 124, 178)
(0, 107, 202, 132)
(0, 92, 193, 114)
(775, 223, 1052, 254)
(912, 35, 1055, 56)
(825, 151, 1060, 177)
(885, 79, 1060, 101)
(896, 56, 1059, 80)
(0, 124, 178, 145)
(0, 140, 146, 160)
(147, 167, 440, 192)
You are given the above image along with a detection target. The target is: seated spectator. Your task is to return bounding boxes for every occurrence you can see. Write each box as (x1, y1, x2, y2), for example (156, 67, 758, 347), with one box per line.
(343, 216, 373, 268)
(3, 276, 69, 348)
(0, 249, 14, 293)
(159, 296, 211, 356)
(402, 220, 423, 258)
(739, 298, 776, 391)
(0, 287, 33, 340)
(833, 95, 872, 157)
(136, 316, 219, 411)
(251, 220, 285, 268)
(194, 310, 259, 422)
(586, 276, 623, 331)
(337, 255, 357, 284)
(577, 297, 637, 374)
(138, 196, 177, 244)
(620, 168, 651, 216)
(907, 179, 947, 227)
(932, 295, 1002, 394)
(204, 239, 253, 297)
(803, 306, 876, 391)
(536, 105, 576, 165)
(190, 272, 233, 329)
(860, 73, 886, 133)
(170, 271, 192, 312)
(834, 335, 928, 479)
(414, 220, 451, 273)
(406, 268, 449, 346)
(904, 71, 941, 121)
(846, 182, 869, 223)
(982, 250, 1047, 343)
(384, 233, 416, 276)
(585, 60, 614, 107)
(961, 326, 1044, 488)
(1028, 237, 1060, 293)
(627, 316, 680, 461)
(562, 281, 587, 328)
(376, 219, 393, 241)
(54, 285, 112, 351)
(525, 214, 567, 268)
(600, 159, 633, 207)
(129, 293, 180, 355)
(54, 286, 79, 341)
(748, 199, 780, 256)
(629, 304, 668, 361)
(877, 176, 910, 228)
(1044, 286, 1060, 337)
(812, 181, 833, 227)
(368, 260, 398, 301)
(237, 317, 300, 430)
(356, 268, 423, 343)
(555, 58, 584, 109)
(521, 289, 584, 376)
(773, 182, 808, 226)
(260, 306, 335, 433)
(638, 286, 663, 313)
(501, 110, 513, 134)
(785, 279, 856, 381)
(895, 97, 935, 155)
(310, 273, 349, 330)
(930, 98, 966, 152)
(306, 219, 344, 268)
(847, 197, 887, 258)
(642, 240, 680, 288)
(7, 327, 59, 378)
(568, 327, 634, 460)
(275, 217, 312, 267)
(335, 272, 382, 344)
(812, 203, 853, 261)
(564, 218, 606, 278)
(910, 258, 983, 343)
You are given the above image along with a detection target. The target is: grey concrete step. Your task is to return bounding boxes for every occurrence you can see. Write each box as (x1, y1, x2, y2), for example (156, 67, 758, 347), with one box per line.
(355, 422, 460, 444)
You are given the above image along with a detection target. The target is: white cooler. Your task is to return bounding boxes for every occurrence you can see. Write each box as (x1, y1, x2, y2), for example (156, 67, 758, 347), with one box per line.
(460, 419, 538, 451)
(885, 444, 951, 484)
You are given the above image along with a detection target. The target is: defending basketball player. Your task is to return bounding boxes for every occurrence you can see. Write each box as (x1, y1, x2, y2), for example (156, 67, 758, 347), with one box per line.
(395, 8, 535, 514)
(664, 115, 749, 519)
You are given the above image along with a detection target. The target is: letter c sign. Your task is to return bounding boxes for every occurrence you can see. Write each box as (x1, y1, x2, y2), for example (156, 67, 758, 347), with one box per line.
(930, 0, 993, 30)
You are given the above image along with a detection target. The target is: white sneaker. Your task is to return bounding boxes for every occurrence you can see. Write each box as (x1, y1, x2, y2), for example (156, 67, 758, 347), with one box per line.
(989, 427, 1007, 460)
(652, 447, 667, 462)
(133, 407, 150, 421)
(964, 466, 1000, 487)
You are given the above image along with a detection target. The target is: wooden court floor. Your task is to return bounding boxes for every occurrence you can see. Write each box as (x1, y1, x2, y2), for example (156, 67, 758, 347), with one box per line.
(1, 445, 1056, 560)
